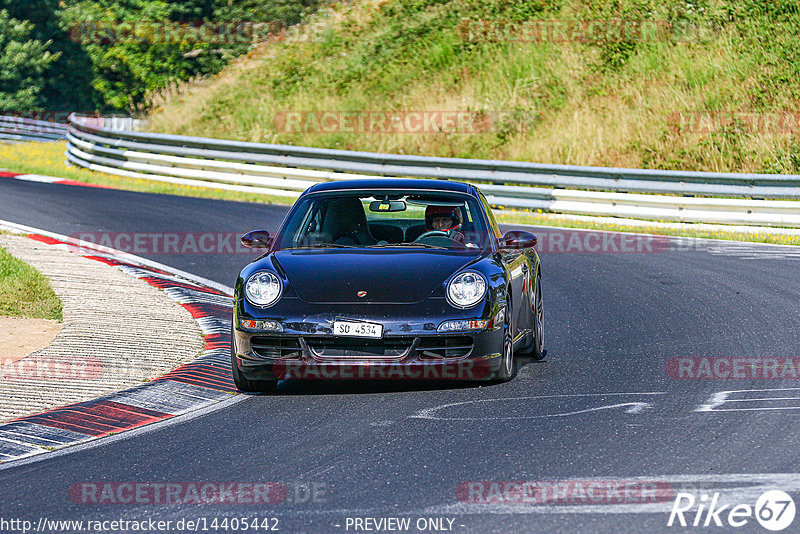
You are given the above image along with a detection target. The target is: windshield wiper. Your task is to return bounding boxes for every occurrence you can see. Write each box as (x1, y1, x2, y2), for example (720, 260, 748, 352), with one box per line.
(287, 243, 358, 249)
(367, 242, 449, 250)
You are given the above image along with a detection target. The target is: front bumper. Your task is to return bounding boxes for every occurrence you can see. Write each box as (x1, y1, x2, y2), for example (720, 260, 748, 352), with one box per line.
(232, 303, 504, 382)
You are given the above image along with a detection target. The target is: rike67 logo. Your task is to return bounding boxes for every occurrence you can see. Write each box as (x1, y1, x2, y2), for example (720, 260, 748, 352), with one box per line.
(668, 490, 796, 531)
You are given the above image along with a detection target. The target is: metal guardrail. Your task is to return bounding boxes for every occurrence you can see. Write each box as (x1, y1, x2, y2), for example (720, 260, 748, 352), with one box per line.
(0, 115, 68, 143)
(65, 113, 800, 226)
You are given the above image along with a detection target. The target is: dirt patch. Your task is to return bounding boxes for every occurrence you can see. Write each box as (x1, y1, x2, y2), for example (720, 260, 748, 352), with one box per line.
(0, 316, 62, 363)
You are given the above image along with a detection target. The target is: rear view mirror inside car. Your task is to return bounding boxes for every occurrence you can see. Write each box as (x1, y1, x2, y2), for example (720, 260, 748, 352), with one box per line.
(369, 200, 406, 212)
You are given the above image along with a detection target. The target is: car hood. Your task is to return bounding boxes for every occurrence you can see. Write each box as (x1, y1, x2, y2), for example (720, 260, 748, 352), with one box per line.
(272, 249, 481, 304)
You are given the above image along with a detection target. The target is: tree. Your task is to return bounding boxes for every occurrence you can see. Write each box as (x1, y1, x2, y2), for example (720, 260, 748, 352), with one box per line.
(0, 0, 98, 112)
(0, 10, 59, 112)
(0, 1, 326, 113)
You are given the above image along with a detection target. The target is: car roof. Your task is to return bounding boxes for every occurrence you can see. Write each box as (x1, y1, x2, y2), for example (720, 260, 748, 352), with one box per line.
(304, 178, 475, 195)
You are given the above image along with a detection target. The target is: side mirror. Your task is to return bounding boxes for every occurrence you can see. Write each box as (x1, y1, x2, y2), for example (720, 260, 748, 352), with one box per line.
(241, 230, 273, 249)
(499, 230, 537, 251)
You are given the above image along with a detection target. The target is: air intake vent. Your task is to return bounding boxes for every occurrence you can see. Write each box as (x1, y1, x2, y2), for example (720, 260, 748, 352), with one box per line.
(250, 336, 302, 359)
(416, 337, 473, 359)
(306, 338, 414, 360)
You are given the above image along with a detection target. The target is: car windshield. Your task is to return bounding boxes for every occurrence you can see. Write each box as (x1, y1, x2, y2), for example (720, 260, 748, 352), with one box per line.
(274, 190, 491, 251)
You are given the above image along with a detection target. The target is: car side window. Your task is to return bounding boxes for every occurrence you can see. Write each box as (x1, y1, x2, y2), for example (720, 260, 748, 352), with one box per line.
(478, 192, 502, 244)
(286, 200, 323, 246)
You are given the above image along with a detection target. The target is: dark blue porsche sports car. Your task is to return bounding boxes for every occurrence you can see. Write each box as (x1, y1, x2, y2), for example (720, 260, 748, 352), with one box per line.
(231, 179, 543, 391)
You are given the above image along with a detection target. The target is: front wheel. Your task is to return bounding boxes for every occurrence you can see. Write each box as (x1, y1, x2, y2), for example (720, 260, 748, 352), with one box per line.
(230, 327, 278, 393)
(493, 298, 514, 382)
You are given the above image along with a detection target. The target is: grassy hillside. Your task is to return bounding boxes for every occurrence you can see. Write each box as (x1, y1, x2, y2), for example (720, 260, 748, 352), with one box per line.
(147, 0, 800, 174)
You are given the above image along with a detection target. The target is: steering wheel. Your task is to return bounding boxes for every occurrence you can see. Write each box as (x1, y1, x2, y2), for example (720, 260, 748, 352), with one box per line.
(414, 230, 450, 242)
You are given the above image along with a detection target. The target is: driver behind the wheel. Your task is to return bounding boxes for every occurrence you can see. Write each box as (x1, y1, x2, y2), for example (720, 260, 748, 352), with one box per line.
(424, 205, 465, 243)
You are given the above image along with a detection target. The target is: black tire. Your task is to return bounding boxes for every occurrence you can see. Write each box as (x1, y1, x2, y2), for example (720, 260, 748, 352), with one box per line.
(530, 272, 544, 360)
(518, 271, 544, 360)
(230, 327, 278, 393)
(493, 297, 514, 382)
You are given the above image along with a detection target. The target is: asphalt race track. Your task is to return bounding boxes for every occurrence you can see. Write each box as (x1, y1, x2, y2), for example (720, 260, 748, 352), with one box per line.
(1, 177, 800, 533)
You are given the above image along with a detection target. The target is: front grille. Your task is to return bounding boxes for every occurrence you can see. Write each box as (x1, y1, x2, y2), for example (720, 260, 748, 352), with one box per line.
(306, 337, 414, 360)
(416, 337, 474, 359)
(250, 336, 303, 359)
(251, 335, 474, 361)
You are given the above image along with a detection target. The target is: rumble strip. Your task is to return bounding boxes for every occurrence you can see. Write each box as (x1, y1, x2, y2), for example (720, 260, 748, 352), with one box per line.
(0, 229, 237, 464)
(0, 170, 114, 189)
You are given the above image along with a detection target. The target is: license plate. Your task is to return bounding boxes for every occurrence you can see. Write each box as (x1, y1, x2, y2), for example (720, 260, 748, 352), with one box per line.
(333, 320, 383, 338)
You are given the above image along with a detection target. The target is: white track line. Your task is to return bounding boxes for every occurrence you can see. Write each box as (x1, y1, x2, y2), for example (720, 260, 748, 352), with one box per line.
(0, 218, 233, 295)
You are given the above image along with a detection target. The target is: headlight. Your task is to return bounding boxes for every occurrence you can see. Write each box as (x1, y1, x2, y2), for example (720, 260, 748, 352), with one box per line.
(244, 271, 282, 307)
(447, 271, 487, 308)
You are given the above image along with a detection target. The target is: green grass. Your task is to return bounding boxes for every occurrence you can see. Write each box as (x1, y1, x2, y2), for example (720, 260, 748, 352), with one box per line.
(495, 211, 800, 246)
(0, 246, 63, 321)
(144, 0, 800, 174)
